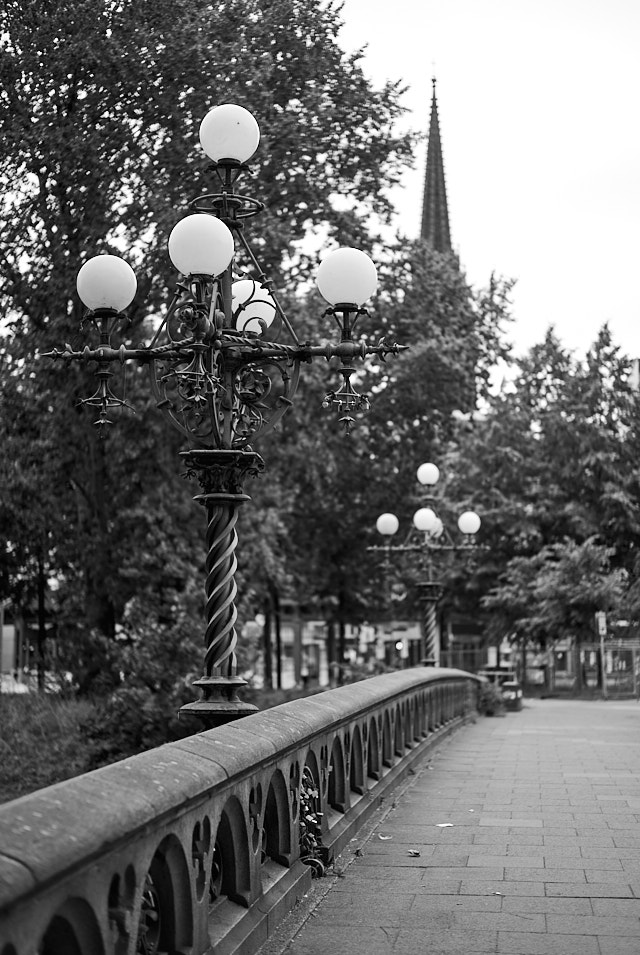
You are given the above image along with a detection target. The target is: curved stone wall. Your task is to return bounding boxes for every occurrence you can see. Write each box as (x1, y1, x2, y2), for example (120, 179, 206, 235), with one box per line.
(0, 667, 479, 955)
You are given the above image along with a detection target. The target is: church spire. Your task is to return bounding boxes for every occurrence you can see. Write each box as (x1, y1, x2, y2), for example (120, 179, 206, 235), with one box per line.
(420, 77, 452, 253)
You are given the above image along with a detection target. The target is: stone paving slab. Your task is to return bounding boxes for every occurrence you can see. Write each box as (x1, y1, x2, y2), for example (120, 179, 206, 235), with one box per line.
(256, 699, 640, 955)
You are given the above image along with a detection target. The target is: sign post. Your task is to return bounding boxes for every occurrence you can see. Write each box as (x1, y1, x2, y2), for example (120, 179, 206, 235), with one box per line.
(595, 611, 608, 700)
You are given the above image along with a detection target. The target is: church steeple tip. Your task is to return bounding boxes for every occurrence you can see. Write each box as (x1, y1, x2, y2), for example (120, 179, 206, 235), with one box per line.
(420, 77, 452, 253)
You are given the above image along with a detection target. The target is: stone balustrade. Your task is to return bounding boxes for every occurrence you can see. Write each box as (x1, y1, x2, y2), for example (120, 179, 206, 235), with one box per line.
(0, 667, 479, 955)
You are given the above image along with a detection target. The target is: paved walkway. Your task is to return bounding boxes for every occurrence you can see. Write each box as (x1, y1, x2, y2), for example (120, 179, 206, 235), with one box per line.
(260, 698, 640, 955)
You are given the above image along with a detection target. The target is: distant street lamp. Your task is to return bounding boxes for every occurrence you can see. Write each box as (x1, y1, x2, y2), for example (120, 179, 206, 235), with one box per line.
(374, 463, 481, 665)
(45, 104, 403, 726)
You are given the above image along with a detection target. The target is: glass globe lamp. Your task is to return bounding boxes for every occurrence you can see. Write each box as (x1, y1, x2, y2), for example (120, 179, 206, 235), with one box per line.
(413, 507, 438, 533)
(199, 104, 260, 163)
(316, 248, 378, 308)
(458, 511, 481, 536)
(376, 513, 399, 536)
(76, 254, 137, 312)
(168, 214, 234, 277)
(417, 462, 440, 486)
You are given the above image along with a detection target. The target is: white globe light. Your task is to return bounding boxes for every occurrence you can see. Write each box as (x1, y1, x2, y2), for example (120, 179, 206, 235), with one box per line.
(432, 517, 444, 538)
(199, 104, 260, 163)
(232, 279, 277, 333)
(458, 511, 481, 536)
(376, 513, 399, 536)
(417, 462, 440, 486)
(413, 507, 438, 533)
(316, 248, 378, 308)
(168, 214, 234, 277)
(76, 254, 137, 312)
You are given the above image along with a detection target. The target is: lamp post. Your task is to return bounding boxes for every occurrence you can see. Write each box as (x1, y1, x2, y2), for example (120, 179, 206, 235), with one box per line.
(45, 104, 403, 727)
(374, 463, 481, 666)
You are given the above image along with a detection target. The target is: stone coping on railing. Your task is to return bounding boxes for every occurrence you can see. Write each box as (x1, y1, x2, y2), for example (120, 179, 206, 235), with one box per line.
(0, 667, 480, 955)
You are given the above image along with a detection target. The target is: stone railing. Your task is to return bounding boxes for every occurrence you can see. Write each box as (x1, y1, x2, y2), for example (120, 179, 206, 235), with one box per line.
(0, 667, 479, 955)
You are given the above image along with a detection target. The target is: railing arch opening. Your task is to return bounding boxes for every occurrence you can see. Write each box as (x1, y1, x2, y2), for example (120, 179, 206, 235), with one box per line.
(417, 691, 427, 738)
(349, 724, 365, 795)
(412, 695, 423, 741)
(328, 735, 346, 813)
(263, 769, 292, 866)
(210, 797, 251, 909)
(367, 716, 381, 780)
(404, 698, 413, 747)
(136, 834, 192, 955)
(39, 898, 104, 955)
(394, 705, 404, 756)
(382, 710, 393, 767)
(433, 686, 442, 728)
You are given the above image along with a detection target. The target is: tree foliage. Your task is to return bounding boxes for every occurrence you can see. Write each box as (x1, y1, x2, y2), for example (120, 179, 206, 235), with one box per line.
(443, 325, 640, 646)
(0, 0, 416, 695)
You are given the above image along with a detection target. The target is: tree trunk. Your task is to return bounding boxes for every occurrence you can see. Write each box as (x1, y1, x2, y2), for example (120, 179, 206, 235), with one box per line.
(573, 641, 584, 693)
(263, 601, 273, 690)
(37, 546, 47, 692)
(338, 619, 346, 684)
(85, 436, 116, 639)
(326, 620, 336, 688)
(268, 581, 282, 690)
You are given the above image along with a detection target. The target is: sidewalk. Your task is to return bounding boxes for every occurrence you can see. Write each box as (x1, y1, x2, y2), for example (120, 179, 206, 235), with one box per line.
(259, 698, 640, 955)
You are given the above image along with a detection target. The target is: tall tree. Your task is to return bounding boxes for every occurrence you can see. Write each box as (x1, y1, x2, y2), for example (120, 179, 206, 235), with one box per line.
(443, 324, 640, 647)
(0, 0, 415, 688)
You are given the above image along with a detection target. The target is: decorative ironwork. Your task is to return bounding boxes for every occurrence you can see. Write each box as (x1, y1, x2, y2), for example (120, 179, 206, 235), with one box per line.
(209, 843, 224, 904)
(299, 765, 328, 877)
(192, 818, 211, 903)
(136, 873, 161, 955)
(249, 784, 263, 855)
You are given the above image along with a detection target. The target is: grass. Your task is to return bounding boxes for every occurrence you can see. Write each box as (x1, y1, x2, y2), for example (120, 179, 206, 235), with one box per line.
(0, 683, 324, 805)
(0, 693, 96, 804)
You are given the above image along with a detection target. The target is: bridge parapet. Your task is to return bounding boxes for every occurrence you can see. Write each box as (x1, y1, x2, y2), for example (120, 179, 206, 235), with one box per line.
(0, 668, 480, 955)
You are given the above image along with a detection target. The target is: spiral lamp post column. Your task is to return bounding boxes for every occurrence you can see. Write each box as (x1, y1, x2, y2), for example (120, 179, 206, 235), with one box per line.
(180, 448, 265, 720)
(374, 462, 482, 667)
(46, 104, 404, 728)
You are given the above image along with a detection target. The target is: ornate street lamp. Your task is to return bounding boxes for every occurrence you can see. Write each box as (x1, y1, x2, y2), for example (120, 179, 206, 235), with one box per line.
(374, 462, 481, 666)
(45, 104, 403, 726)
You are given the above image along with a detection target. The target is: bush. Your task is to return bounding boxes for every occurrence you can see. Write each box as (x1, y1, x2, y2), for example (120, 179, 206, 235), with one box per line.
(0, 693, 96, 803)
(0, 679, 328, 802)
(80, 683, 199, 769)
(478, 680, 505, 716)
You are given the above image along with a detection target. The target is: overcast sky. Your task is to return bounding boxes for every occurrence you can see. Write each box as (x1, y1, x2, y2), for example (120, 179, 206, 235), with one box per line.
(336, 0, 640, 360)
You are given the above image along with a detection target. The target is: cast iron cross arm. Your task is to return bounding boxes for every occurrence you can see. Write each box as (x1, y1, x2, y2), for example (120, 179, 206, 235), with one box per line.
(43, 326, 405, 441)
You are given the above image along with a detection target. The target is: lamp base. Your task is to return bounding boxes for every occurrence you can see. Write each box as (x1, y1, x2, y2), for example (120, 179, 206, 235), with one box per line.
(179, 675, 259, 729)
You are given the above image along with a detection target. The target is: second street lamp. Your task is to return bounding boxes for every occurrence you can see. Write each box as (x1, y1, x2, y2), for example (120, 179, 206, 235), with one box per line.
(45, 103, 403, 727)
(374, 463, 481, 666)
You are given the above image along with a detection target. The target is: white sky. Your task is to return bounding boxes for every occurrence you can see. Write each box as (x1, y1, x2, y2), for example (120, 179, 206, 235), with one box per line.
(336, 0, 640, 360)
